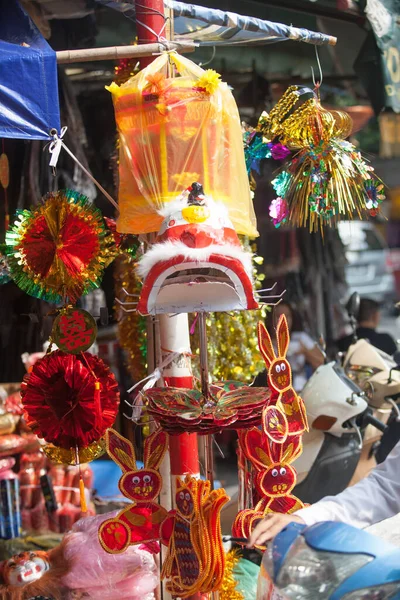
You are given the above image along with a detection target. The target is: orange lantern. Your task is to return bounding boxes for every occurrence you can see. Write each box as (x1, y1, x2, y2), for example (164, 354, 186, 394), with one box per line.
(108, 53, 258, 237)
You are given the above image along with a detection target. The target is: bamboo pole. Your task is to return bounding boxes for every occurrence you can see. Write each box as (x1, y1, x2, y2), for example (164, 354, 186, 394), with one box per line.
(56, 41, 195, 64)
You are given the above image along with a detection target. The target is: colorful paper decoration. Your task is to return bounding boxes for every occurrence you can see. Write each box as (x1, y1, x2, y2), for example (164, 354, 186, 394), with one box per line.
(246, 86, 385, 231)
(232, 430, 304, 542)
(232, 315, 307, 543)
(143, 380, 270, 435)
(160, 474, 229, 596)
(52, 308, 97, 354)
(135, 183, 258, 315)
(258, 315, 308, 442)
(21, 351, 120, 463)
(5, 189, 118, 304)
(108, 52, 257, 237)
(98, 428, 168, 553)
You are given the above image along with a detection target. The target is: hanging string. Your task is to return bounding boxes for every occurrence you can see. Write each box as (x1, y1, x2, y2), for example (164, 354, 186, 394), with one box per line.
(46, 127, 119, 212)
(311, 45, 323, 93)
(199, 46, 216, 67)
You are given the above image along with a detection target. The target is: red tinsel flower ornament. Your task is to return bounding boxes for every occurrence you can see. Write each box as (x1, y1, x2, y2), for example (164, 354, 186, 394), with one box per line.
(5, 189, 118, 304)
(21, 351, 120, 463)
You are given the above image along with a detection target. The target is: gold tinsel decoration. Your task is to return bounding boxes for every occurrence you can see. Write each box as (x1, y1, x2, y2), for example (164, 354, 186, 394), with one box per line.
(114, 250, 147, 383)
(190, 238, 268, 383)
(219, 550, 245, 600)
(257, 86, 385, 231)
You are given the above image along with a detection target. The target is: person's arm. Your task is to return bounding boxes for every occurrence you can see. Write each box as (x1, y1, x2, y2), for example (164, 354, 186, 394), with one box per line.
(296, 440, 400, 527)
(298, 333, 324, 371)
(248, 441, 400, 547)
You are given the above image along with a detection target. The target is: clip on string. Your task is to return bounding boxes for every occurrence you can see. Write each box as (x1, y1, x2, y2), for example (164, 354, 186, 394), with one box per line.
(47, 127, 119, 212)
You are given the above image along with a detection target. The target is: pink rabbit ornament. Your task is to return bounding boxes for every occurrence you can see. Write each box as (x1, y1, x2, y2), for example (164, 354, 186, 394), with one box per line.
(258, 314, 308, 443)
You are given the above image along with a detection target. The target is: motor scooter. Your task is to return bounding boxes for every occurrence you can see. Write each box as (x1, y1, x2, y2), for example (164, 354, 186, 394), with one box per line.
(257, 521, 400, 599)
(293, 293, 398, 503)
(293, 356, 374, 503)
(341, 293, 400, 463)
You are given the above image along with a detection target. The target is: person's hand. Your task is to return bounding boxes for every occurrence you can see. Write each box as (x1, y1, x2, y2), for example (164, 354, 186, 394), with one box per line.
(247, 513, 305, 547)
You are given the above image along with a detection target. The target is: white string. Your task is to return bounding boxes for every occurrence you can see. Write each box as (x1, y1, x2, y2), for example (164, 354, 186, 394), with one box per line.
(135, 2, 168, 44)
(135, 18, 168, 44)
(199, 46, 216, 67)
(124, 347, 191, 422)
(126, 348, 189, 396)
(47, 127, 119, 212)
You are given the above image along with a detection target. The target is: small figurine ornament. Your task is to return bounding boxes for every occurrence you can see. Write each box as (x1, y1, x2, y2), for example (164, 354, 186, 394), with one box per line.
(160, 475, 229, 597)
(187, 182, 206, 206)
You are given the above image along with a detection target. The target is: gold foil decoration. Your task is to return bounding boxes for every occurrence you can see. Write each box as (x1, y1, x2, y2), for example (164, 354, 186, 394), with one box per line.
(43, 440, 105, 465)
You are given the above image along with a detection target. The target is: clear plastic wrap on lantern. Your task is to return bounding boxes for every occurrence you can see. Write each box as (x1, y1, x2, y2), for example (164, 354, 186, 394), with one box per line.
(108, 53, 258, 237)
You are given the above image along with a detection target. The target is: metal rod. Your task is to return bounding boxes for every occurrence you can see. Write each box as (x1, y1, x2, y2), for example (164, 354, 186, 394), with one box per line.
(203, 434, 214, 490)
(197, 313, 214, 490)
(56, 41, 195, 64)
(198, 312, 210, 401)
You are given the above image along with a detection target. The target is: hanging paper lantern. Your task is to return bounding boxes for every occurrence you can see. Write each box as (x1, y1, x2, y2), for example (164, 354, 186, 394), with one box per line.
(5, 189, 118, 304)
(21, 351, 120, 463)
(108, 52, 257, 237)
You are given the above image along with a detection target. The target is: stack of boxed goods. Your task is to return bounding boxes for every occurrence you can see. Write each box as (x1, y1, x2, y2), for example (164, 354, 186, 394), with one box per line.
(0, 381, 95, 540)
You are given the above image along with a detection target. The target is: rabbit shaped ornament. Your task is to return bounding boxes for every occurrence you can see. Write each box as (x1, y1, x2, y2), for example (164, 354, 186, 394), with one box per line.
(232, 315, 309, 543)
(258, 314, 308, 442)
(98, 428, 168, 554)
(233, 429, 305, 541)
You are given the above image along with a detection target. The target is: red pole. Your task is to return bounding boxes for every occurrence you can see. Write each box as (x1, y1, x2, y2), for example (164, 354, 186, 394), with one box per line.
(134, 0, 200, 480)
(134, 5, 201, 598)
(135, 0, 166, 67)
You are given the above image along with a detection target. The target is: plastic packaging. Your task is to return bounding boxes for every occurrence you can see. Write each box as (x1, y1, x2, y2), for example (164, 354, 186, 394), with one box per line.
(0, 434, 27, 457)
(62, 511, 158, 599)
(109, 53, 258, 237)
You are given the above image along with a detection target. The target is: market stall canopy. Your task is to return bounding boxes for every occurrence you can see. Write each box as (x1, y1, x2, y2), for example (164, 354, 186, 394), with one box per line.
(0, 0, 60, 140)
(95, 0, 336, 46)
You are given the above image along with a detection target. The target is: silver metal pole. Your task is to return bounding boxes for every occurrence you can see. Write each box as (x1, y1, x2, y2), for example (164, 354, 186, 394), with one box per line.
(198, 312, 214, 489)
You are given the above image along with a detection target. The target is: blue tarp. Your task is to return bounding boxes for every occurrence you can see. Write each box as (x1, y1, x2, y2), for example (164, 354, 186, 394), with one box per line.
(0, 0, 61, 140)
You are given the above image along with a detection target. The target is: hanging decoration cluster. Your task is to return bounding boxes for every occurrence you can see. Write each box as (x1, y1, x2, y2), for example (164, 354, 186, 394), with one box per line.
(245, 86, 385, 231)
(98, 429, 230, 598)
(114, 247, 147, 383)
(4, 189, 122, 509)
(21, 351, 120, 465)
(233, 315, 307, 542)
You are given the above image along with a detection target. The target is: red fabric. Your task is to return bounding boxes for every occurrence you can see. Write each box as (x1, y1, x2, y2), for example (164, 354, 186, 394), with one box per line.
(57, 213, 99, 276)
(21, 214, 55, 277)
(21, 351, 120, 449)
